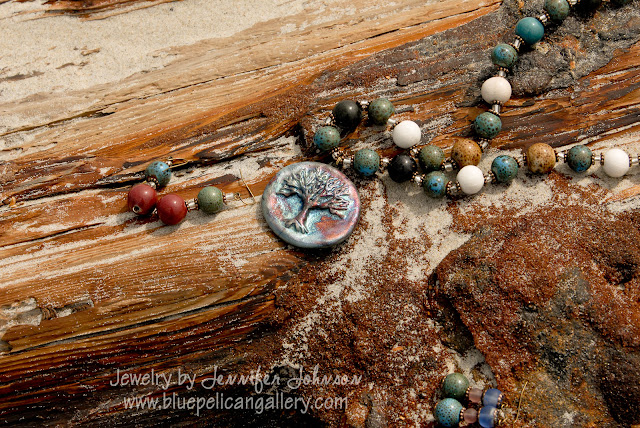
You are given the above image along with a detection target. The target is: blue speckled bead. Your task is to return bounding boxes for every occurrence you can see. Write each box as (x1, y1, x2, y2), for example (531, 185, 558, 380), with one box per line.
(545, 0, 570, 22)
(368, 98, 395, 126)
(566, 145, 593, 172)
(197, 186, 224, 214)
(419, 145, 445, 172)
(478, 406, 497, 428)
(491, 43, 518, 69)
(474, 112, 502, 139)
(313, 126, 341, 151)
(353, 149, 380, 177)
(434, 398, 463, 428)
(482, 388, 504, 408)
(442, 373, 470, 401)
(145, 161, 172, 187)
(423, 172, 449, 198)
(491, 155, 519, 183)
(515, 17, 545, 45)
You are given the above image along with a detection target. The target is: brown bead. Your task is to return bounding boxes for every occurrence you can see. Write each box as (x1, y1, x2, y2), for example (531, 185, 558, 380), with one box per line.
(451, 140, 482, 167)
(526, 143, 556, 173)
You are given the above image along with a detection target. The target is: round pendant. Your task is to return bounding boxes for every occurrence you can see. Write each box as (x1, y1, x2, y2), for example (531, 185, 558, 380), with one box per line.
(262, 162, 360, 248)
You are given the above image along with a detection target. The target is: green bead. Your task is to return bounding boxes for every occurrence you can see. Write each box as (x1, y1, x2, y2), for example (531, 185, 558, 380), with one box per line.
(353, 149, 380, 177)
(474, 112, 502, 139)
(566, 145, 593, 173)
(545, 0, 570, 22)
(442, 373, 470, 400)
(423, 171, 449, 198)
(313, 126, 341, 151)
(197, 186, 224, 214)
(491, 155, 519, 183)
(418, 145, 445, 172)
(515, 17, 545, 45)
(491, 43, 518, 68)
(144, 161, 172, 187)
(368, 98, 395, 126)
(434, 398, 463, 428)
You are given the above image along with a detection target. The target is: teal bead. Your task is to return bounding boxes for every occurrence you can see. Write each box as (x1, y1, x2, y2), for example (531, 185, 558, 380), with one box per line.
(353, 149, 380, 177)
(491, 155, 519, 183)
(434, 398, 463, 428)
(314, 126, 341, 151)
(145, 161, 172, 187)
(423, 172, 449, 198)
(491, 43, 518, 68)
(418, 145, 445, 172)
(515, 17, 545, 45)
(474, 112, 502, 139)
(566, 145, 593, 173)
(197, 186, 224, 214)
(545, 0, 570, 22)
(442, 373, 470, 400)
(368, 98, 395, 126)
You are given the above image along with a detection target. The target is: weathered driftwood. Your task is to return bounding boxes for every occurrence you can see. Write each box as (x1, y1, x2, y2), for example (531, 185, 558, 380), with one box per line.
(1, 0, 639, 425)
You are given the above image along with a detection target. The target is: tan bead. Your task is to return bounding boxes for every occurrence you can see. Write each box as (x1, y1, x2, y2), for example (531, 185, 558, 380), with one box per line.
(526, 143, 556, 173)
(451, 140, 482, 168)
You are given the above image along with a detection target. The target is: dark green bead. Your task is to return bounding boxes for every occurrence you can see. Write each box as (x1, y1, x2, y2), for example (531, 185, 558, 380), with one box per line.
(353, 149, 380, 177)
(368, 98, 395, 126)
(442, 373, 470, 400)
(491, 43, 518, 68)
(474, 112, 502, 139)
(313, 126, 341, 151)
(197, 186, 224, 214)
(423, 172, 449, 198)
(566, 145, 593, 173)
(434, 398, 463, 428)
(545, 0, 570, 22)
(145, 161, 172, 187)
(418, 145, 445, 172)
(491, 155, 519, 183)
(515, 17, 545, 45)
(332, 100, 362, 130)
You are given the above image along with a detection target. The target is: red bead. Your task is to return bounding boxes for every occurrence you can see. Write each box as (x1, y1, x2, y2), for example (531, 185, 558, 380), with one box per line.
(156, 194, 187, 225)
(128, 183, 158, 215)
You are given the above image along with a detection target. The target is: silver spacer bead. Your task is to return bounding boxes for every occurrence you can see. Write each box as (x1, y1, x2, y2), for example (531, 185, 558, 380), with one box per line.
(144, 179, 158, 189)
(484, 172, 495, 184)
(556, 151, 566, 162)
(380, 157, 391, 171)
(409, 146, 421, 157)
(518, 153, 527, 168)
(497, 69, 508, 78)
(446, 181, 461, 197)
(413, 173, 424, 186)
(223, 192, 236, 204)
(443, 160, 456, 172)
(324, 115, 336, 126)
(567, 0, 579, 6)
(358, 100, 370, 109)
(491, 103, 502, 116)
(511, 37, 523, 52)
(387, 118, 398, 128)
(631, 155, 640, 167)
(593, 153, 603, 165)
(186, 198, 198, 211)
(342, 157, 353, 170)
(331, 148, 344, 161)
(478, 139, 491, 152)
(538, 12, 550, 25)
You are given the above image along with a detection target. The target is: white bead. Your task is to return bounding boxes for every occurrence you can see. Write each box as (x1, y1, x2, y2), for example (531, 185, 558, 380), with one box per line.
(603, 148, 630, 178)
(456, 165, 485, 195)
(481, 76, 512, 104)
(392, 120, 422, 149)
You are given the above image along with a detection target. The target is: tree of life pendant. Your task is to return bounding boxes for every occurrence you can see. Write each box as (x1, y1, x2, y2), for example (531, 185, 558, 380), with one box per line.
(261, 162, 361, 248)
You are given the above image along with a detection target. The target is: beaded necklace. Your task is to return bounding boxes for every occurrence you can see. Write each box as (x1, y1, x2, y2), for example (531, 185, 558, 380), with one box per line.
(262, 0, 636, 252)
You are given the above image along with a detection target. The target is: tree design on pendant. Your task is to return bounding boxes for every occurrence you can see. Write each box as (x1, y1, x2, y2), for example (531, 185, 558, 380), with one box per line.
(277, 168, 351, 233)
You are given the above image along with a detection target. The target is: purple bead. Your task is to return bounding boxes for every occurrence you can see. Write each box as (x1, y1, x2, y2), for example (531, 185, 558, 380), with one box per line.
(468, 387, 483, 404)
(463, 407, 478, 424)
(482, 388, 503, 408)
(478, 406, 497, 428)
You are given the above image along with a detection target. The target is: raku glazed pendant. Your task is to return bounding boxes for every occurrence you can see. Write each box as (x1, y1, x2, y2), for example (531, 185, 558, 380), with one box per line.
(262, 162, 360, 248)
